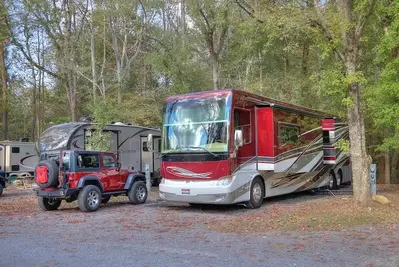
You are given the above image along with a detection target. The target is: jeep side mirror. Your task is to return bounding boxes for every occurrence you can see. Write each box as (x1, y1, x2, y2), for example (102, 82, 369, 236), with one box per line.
(147, 134, 153, 152)
(234, 129, 244, 148)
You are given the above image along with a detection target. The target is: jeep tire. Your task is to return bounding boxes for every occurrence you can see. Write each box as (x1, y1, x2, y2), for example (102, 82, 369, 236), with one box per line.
(35, 160, 59, 188)
(78, 185, 102, 212)
(128, 181, 147, 204)
(38, 197, 61, 211)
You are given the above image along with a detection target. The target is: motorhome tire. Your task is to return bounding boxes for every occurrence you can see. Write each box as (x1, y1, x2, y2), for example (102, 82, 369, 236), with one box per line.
(35, 160, 59, 188)
(38, 197, 61, 211)
(245, 177, 264, 209)
(78, 185, 102, 212)
(328, 172, 337, 190)
(128, 181, 147, 204)
(336, 170, 342, 189)
(101, 195, 111, 204)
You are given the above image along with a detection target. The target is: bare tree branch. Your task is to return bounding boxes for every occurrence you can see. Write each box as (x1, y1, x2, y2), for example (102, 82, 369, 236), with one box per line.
(235, 0, 264, 23)
(355, 0, 377, 43)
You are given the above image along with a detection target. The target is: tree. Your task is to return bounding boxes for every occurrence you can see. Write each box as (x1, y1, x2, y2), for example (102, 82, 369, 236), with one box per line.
(0, 1, 10, 139)
(310, 0, 377, 205)
(188, 0, 232, 90)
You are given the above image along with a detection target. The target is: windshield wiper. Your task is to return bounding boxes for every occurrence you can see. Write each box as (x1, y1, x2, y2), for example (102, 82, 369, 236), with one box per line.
(187, 146, 218, 158)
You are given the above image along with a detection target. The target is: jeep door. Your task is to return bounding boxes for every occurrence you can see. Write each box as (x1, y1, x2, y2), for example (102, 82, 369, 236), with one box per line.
(101, 153, 123, 190)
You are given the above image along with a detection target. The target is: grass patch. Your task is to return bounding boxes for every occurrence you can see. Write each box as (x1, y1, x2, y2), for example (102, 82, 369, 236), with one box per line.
(210, 186, 399, 233)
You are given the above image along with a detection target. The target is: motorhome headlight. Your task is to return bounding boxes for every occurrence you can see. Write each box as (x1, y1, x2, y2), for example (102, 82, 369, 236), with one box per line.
(216, 176, 232, 186)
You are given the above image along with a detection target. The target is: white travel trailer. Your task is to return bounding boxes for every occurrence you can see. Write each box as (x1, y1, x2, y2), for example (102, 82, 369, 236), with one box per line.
(37, 122, 162, 184)
(0, 141, 39, 177)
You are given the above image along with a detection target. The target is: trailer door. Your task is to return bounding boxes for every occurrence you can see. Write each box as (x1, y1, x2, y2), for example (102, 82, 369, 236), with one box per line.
(153, 137, 161, 175)
(141, 136, 153, 172)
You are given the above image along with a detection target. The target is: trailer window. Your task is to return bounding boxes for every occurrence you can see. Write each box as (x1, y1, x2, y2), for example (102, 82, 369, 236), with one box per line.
(279, 125, 300, 146)
(12, 147, 20, 153)
(77, 154, 99, 169)
(234, 109, 251, 144)
(142, 141, 148, 152)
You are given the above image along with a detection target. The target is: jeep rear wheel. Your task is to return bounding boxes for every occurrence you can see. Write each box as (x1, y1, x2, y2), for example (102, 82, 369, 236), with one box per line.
(38, 197, 61, 211)
(128, 181, 147, 204)
(78, 185, 101, 212)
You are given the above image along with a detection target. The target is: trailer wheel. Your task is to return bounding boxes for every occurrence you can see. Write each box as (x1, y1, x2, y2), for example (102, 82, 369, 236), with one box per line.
(245, 177, 264, 209)
(35, 160, 59, 188)
(101, 195, 111, 204)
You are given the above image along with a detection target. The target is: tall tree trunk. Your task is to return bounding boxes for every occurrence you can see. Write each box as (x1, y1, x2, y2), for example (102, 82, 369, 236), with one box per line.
(391, 151, 399, 184)
(212, 56, 219, 90)
(90, 0, 97, 103)
(0, 43, 8, 140)
(346, 58, 371, 205)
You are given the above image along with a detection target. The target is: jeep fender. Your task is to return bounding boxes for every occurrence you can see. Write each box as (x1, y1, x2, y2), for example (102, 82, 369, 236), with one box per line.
(124, 173, 145, 190)
(77, 176, 104, 192)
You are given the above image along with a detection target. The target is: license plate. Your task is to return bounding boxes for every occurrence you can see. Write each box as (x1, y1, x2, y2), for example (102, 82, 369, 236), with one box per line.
(181, 189, 190, 195)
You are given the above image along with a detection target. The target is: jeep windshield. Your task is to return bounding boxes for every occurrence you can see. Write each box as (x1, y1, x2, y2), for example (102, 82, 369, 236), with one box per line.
(162, 93, 231, 153)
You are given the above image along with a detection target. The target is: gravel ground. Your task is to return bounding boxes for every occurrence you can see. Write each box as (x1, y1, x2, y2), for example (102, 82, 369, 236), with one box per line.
(0, 186, 398, 267)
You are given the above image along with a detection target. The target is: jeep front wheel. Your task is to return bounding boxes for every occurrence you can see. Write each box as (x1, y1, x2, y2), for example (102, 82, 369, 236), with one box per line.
(78, 185, 101, 212)
(128, 181, 147, 204)
(38, 197, 61, 211)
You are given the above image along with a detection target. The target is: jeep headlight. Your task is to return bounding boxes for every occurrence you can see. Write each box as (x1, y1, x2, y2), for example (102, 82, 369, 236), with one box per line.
(216, 176, 232, 186)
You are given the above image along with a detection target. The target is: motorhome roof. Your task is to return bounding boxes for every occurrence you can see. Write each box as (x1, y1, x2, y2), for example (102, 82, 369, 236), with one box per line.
(165, 89, 334, 119)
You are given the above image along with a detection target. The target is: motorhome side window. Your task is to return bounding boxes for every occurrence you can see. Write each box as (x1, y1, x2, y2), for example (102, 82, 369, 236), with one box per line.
(279, 124, 300, 146)
(77, 154, 99, 168)
(234, 109, 251, 144)
(12, 147, 20, 153)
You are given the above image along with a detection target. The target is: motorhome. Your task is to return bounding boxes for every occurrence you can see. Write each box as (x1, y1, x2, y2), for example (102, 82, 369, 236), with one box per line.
(157, 89, 351, 208)
(0, 140, 39, 178)
(38, 122, 162, 184)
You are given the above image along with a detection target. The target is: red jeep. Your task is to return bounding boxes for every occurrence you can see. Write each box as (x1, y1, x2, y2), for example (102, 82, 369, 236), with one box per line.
(34, 150, 148, 212)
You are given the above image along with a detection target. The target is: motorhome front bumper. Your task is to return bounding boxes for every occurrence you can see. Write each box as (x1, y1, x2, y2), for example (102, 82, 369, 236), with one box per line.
(159, 179, 251, 204)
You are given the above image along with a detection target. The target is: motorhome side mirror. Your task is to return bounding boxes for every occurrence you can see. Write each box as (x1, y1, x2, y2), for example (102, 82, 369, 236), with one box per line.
(147, 134, 154, 152)
(234, 129, 244, 148)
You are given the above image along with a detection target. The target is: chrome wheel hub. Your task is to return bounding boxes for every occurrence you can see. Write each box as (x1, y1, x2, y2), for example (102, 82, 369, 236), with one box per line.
(337, 173, 341, 186)
(329, 174, 334, 188)
(136, 186, 146, 201)
(252, 183, 262, 202)
(87, 191, 99, 207)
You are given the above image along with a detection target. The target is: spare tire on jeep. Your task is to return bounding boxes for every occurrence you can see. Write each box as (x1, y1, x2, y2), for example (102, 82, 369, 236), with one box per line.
(35, 160, 59, 188)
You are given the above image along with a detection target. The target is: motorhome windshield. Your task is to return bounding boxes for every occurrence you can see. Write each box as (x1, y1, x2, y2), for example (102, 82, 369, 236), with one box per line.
(162, 93, 231, 153)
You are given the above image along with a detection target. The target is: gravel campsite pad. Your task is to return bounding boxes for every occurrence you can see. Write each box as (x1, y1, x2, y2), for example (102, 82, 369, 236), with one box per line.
(0, 185, 398, 267)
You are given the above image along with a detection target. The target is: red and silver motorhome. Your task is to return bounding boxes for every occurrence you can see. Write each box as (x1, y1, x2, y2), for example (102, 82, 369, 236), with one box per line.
(158, 89, 351, 208)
